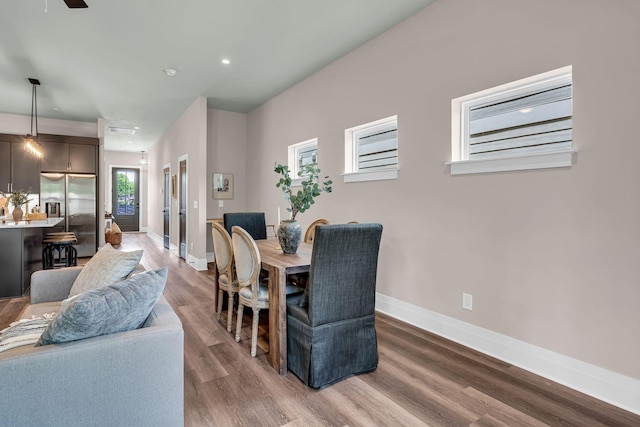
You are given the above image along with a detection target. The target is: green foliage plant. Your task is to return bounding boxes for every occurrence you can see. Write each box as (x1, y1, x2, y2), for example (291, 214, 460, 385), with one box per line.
(275, 163, 332, 221)
(3, 188, 32, 208)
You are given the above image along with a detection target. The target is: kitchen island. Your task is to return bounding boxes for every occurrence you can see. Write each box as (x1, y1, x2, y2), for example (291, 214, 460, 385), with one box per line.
(0, 217, 64, 298)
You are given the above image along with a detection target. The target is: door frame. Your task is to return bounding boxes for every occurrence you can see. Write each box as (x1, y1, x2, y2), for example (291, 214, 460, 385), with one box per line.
(163, 164, 171, 250)
(178, 155, 188, 259)
(108, 164, 143, 232)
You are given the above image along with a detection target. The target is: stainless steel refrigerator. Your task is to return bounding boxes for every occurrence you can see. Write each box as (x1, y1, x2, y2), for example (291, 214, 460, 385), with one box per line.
(41, 173, 97, 257)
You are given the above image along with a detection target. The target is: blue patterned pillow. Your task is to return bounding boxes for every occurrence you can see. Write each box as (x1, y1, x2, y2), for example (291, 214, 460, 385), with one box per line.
(69, 244, 143, 297)
(36, 268, 168, 346)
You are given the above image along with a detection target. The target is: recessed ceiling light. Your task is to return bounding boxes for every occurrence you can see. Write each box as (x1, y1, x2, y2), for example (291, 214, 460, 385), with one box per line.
(134, 126, 140, 130)
(164, 68, 177, 76)
(128, 141, 133, 144)
(221, 59, 231, 65)
(52, 107, 59, 111)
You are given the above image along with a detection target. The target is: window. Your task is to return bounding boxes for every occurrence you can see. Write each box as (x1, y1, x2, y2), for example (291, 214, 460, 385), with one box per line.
(287, 138, 318, 185)
(344, 115, 398, 183)
(450, 66, 574, 175)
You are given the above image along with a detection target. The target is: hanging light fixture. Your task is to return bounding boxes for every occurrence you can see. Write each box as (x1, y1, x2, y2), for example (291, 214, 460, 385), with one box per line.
(139, 151, 147, 165)
(25, 78, 44, 159)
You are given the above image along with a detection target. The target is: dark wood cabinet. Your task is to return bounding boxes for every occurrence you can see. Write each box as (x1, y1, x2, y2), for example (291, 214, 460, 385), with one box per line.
(0, 141, 10, 193)
(10, 142, 40, 192)
(0, 138, 40, 194)
(40, 137, 97, 174)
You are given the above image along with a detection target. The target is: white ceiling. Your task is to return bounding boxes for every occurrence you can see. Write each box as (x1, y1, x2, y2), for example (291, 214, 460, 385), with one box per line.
(0, 0, 434, 152)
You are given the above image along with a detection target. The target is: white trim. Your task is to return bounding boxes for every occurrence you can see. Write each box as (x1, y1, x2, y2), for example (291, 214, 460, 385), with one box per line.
(342, 168, 398, 183)
(146, 230, 163, 245)
(206, 251, 215, 263)
(376, 293, 640, 415)
(186, 253, 208, 271)
(447, 150, 576, 175)
(344, 115, 398, 180)
(170, 243, 179, 257)
(451, 66, 573, 174)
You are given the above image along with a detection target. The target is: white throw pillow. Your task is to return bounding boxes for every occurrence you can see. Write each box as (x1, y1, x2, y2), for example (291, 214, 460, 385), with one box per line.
(68, 244, 143, 297)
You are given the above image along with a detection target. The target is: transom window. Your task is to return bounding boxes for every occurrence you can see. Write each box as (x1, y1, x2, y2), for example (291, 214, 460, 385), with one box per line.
(344, 115, 398, 183)
(287, 138, 318, 185)
(450, 66, 574, 175)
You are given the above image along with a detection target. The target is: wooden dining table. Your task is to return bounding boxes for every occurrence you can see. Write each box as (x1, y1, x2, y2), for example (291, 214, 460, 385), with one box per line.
(255, 239, 312, 375)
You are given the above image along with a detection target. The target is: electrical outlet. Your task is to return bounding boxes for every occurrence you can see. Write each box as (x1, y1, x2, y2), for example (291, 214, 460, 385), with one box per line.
(190, 242, 194, 251)
(462, 293, 473, 311)
(218, 200, 224, 207)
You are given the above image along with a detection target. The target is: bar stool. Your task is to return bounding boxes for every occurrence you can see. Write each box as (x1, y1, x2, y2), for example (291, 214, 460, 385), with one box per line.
(43, 232, 78, 270)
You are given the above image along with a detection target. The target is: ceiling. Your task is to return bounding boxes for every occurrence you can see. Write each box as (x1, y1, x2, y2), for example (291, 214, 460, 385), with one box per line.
(0, 0, 434, 152)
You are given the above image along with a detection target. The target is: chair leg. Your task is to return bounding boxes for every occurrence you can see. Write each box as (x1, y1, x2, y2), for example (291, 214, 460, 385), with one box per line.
(217, 289, 224, 321)
(251, 308, 260, 357)
(235, 304, 244, 343)
(226, 292, 235, 333)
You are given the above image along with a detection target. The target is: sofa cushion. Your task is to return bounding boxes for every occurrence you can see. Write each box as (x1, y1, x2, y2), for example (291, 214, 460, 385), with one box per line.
(68, 243, 143, 297)
(37, 267, 168, 346)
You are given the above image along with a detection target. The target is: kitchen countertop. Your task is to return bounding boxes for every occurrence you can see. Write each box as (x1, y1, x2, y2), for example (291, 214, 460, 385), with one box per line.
(0, 217, 64, 229)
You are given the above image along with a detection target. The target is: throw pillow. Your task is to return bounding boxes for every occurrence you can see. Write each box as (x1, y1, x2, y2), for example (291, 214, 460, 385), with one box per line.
(37, 267, 168, 346)
(68, 243, 143, 297)
(0, 313, 56, 353)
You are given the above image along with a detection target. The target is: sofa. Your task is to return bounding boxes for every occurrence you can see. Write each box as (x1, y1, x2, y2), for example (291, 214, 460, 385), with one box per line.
(0, 266, 185, 427)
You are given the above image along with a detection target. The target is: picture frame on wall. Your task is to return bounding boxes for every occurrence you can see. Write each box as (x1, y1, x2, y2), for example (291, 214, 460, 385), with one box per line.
(213, 173, 234, 199)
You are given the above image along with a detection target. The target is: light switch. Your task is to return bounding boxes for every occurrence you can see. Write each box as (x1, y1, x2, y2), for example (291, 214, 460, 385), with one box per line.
(218, 200, 224, 207)
(193, 200, 198, 209)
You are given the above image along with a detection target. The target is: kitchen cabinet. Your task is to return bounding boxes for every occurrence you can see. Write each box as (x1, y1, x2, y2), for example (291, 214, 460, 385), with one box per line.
(41, 139, 97, 174)
(0, 138, 40, 194)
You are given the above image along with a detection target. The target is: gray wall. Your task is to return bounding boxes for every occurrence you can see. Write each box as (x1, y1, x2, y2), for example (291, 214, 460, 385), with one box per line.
(245, 0, 640, 381)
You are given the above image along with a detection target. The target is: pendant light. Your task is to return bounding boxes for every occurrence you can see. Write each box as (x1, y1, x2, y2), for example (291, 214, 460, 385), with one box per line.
(139, 151, 147, 165)
(25, 78, 44, 159)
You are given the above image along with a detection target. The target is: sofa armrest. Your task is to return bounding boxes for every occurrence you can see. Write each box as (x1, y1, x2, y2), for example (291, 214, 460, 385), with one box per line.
(30, 267, 83, 303)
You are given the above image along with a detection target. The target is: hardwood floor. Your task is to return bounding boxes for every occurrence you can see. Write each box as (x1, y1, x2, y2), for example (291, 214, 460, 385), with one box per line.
(1, 232, 639, 426)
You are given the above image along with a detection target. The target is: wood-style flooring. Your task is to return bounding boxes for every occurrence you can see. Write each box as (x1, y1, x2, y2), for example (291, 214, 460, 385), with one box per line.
(1, 232, 638, 427)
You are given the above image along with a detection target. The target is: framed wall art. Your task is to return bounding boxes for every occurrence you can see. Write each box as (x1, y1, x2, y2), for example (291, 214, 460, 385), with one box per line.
(213, 173, 234, 199)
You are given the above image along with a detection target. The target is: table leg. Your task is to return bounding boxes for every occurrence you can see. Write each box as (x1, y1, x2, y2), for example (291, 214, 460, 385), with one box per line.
(268, 265, 288, 374)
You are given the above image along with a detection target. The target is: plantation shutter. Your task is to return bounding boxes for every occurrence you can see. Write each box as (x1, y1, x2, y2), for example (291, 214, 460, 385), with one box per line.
(355, 122, 398, 172)
(297, 144, 317, 169)
(468, 84, 572, 160)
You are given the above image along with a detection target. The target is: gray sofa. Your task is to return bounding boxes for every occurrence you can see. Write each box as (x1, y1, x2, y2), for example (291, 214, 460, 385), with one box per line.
(0, 266, 184, 427)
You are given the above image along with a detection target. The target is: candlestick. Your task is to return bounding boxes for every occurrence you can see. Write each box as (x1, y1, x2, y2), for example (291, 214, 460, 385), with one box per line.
(277, 207, 281, 224)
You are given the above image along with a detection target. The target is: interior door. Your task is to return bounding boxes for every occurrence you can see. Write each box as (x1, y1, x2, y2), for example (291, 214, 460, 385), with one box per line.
(112, 168, 140, 232)
(163, 167, 170, 249)
(179, 160, 187, 259)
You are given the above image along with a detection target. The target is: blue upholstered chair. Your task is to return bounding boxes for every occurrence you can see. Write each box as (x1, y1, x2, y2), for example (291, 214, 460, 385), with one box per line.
(223, 212, 267, 240)
(286, 223, 383, 388)
(211, 222, 238, 333)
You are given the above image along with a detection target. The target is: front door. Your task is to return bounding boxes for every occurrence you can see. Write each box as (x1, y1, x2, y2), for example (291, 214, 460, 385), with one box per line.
(163, 167, 170, 249)
(112, 168, 139, 232)
(179, 160, 187, 259)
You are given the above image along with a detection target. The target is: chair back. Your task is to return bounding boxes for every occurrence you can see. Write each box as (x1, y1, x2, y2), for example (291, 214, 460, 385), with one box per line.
(304, 218, 329, 243)
(231, 226, 261, 297)
(306, 223, 383, 326)
(211, 222, 234, 278)
(224, 212, 267, 240)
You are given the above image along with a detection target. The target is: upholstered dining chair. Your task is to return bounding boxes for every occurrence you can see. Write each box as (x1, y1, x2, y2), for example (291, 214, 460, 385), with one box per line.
(224, 212, 267, 240)
(232, 226, 303, 357)
(303, 218, 329, 243)
(211, 222, 238, 333)
(286, 223, 383, 388)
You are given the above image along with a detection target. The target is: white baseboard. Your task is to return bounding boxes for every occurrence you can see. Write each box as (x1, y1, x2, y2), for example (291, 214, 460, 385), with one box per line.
(146, 230, 163, 245)
(186, 253, 208, 271)
(170, 244, 179, 257)
(207, 251, 215, 263)
(376, 293, 640, 415)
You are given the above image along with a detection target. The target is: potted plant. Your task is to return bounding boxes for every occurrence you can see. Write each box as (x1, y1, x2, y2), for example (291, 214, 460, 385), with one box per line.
(2, 188, 32, 223)
(274, 163, 332, 253)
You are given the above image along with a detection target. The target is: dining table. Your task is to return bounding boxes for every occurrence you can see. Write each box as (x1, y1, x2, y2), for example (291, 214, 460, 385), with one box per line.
(255, 239, 312, 375)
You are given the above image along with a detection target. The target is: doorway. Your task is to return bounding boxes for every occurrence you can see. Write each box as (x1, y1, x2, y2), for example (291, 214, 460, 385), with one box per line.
(179, 160, 187, 259)
(163, 167, 170, 249)
(111, 168, 140, 232)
